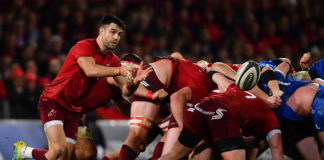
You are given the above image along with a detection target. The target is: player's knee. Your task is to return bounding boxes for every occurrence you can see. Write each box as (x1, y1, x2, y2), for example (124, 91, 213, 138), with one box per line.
(170, 93, 180, 102)
(51, 142, 67, 157)
(128, 127, 147, 141)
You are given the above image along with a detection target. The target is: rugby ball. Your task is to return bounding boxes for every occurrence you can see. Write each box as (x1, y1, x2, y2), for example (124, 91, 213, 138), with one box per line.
(235, 60, 260, 91)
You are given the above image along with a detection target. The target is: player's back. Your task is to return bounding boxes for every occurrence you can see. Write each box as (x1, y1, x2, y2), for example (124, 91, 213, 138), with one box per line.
(170, 58, 214, 100)
(152, 56, 214, 101)
(209, 84, 279, 135)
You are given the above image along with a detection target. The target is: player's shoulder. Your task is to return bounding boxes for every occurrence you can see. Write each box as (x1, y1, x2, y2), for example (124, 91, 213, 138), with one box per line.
(71, 39, 95, 50)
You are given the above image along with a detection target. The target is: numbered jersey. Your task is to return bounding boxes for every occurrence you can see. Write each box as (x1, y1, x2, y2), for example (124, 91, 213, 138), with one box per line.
(208, 84, 279, 136)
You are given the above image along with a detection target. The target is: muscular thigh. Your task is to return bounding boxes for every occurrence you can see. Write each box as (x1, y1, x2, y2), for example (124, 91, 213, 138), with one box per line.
(131, 101, 161, 121)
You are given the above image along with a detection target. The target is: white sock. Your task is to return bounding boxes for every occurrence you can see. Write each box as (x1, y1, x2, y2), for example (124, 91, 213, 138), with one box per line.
(21, 146, 34, 159)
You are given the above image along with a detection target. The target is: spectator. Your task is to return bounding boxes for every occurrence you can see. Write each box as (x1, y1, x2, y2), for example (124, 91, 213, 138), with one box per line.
(0, 0, 323, 119)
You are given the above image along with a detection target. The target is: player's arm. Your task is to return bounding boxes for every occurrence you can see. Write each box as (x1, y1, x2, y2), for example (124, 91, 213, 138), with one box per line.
(77, 56, 130, 77)
(261, 67, 283, 97)
(107, 76, 168, 101)
(299, 52, 312, 70)
(256, 66, 284, 108)
(209, 71, 234, 92)
(170, 87, 192, 129)
(274, 60, 291, 78)
(313, 78, 324, 84)
(208, 62, 236, 80)
(133, 85, 168, 101)
(114, 61, 153, 96)
(249, 86, 282, 109)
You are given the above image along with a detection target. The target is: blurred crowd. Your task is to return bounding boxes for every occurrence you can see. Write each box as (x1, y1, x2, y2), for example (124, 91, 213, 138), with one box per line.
(0, 0, 323, 119)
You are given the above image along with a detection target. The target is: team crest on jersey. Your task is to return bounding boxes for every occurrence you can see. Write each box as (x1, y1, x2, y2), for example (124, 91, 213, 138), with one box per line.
(48, 109, 57, 118)
(211, 108, 227, 120)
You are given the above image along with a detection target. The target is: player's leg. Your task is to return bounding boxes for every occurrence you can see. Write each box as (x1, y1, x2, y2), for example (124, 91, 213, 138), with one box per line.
(12, 124, 66, 160)
(161, 127, 181, 156)
(13, 100, 68, 160)
(119, 101, 160, 160)
(75, 139, 96, 160)
(58, 110, 83, 160)
(296, 137, 321, 160)
(189, 140, 212, 160)
(103, 150, 120, 160)
(161, 116, 181, 156)
(266, 130, 284, 160)
(75, 126, 97, 160)
(252, 111, 284, 160)
(45, 124, 68, 159)
(103, 121, 165, 160)
(221, 149, 245, 160)
(148, 135, 166, 160)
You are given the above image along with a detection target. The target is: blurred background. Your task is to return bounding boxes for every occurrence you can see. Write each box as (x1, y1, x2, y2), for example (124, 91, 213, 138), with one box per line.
(0, 0, 323, 159)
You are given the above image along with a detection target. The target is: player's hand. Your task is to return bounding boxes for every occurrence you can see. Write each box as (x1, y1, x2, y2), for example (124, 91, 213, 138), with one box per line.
(170, 52, 184, 59)
(152, 89, 168, 101)
(266, 95, 282, 109)
(133, 61, 152, 84)
(119, 66, 133, 81)
(299, 52, 312, 70)
(196, 60, 209, 69)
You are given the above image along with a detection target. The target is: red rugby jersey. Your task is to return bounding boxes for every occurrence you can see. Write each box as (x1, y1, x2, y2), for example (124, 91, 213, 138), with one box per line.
(208, 84, 279, 136)
(161, 57, 214, 101)
(40, 39, 120, 112)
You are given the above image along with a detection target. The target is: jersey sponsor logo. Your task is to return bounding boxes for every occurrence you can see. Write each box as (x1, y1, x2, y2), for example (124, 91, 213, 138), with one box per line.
(244, 91, 257, 99)
(187, 107, 195, 112)
(48, 109, 57, 118)
(211, 108, 227, 120)
(140, 81, 150, 88)
(278, 81, 290, 86)
(212, 90, 221, 93)
(194, 103, 214, 115)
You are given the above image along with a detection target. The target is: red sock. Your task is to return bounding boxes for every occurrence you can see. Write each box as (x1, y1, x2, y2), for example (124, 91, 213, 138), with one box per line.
(32, 149, 48, 160)
(150, 142, 164, 160)
(101, 156, 110, 160)
(119, 145, 137, 160)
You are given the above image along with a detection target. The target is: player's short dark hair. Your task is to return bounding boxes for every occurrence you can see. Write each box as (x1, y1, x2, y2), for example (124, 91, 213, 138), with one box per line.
(121, 53, 142, 63)
(99, 15, 126, 31)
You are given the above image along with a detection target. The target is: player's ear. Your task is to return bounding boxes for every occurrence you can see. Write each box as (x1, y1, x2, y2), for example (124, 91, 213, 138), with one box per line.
(99, 27, 104, 34)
